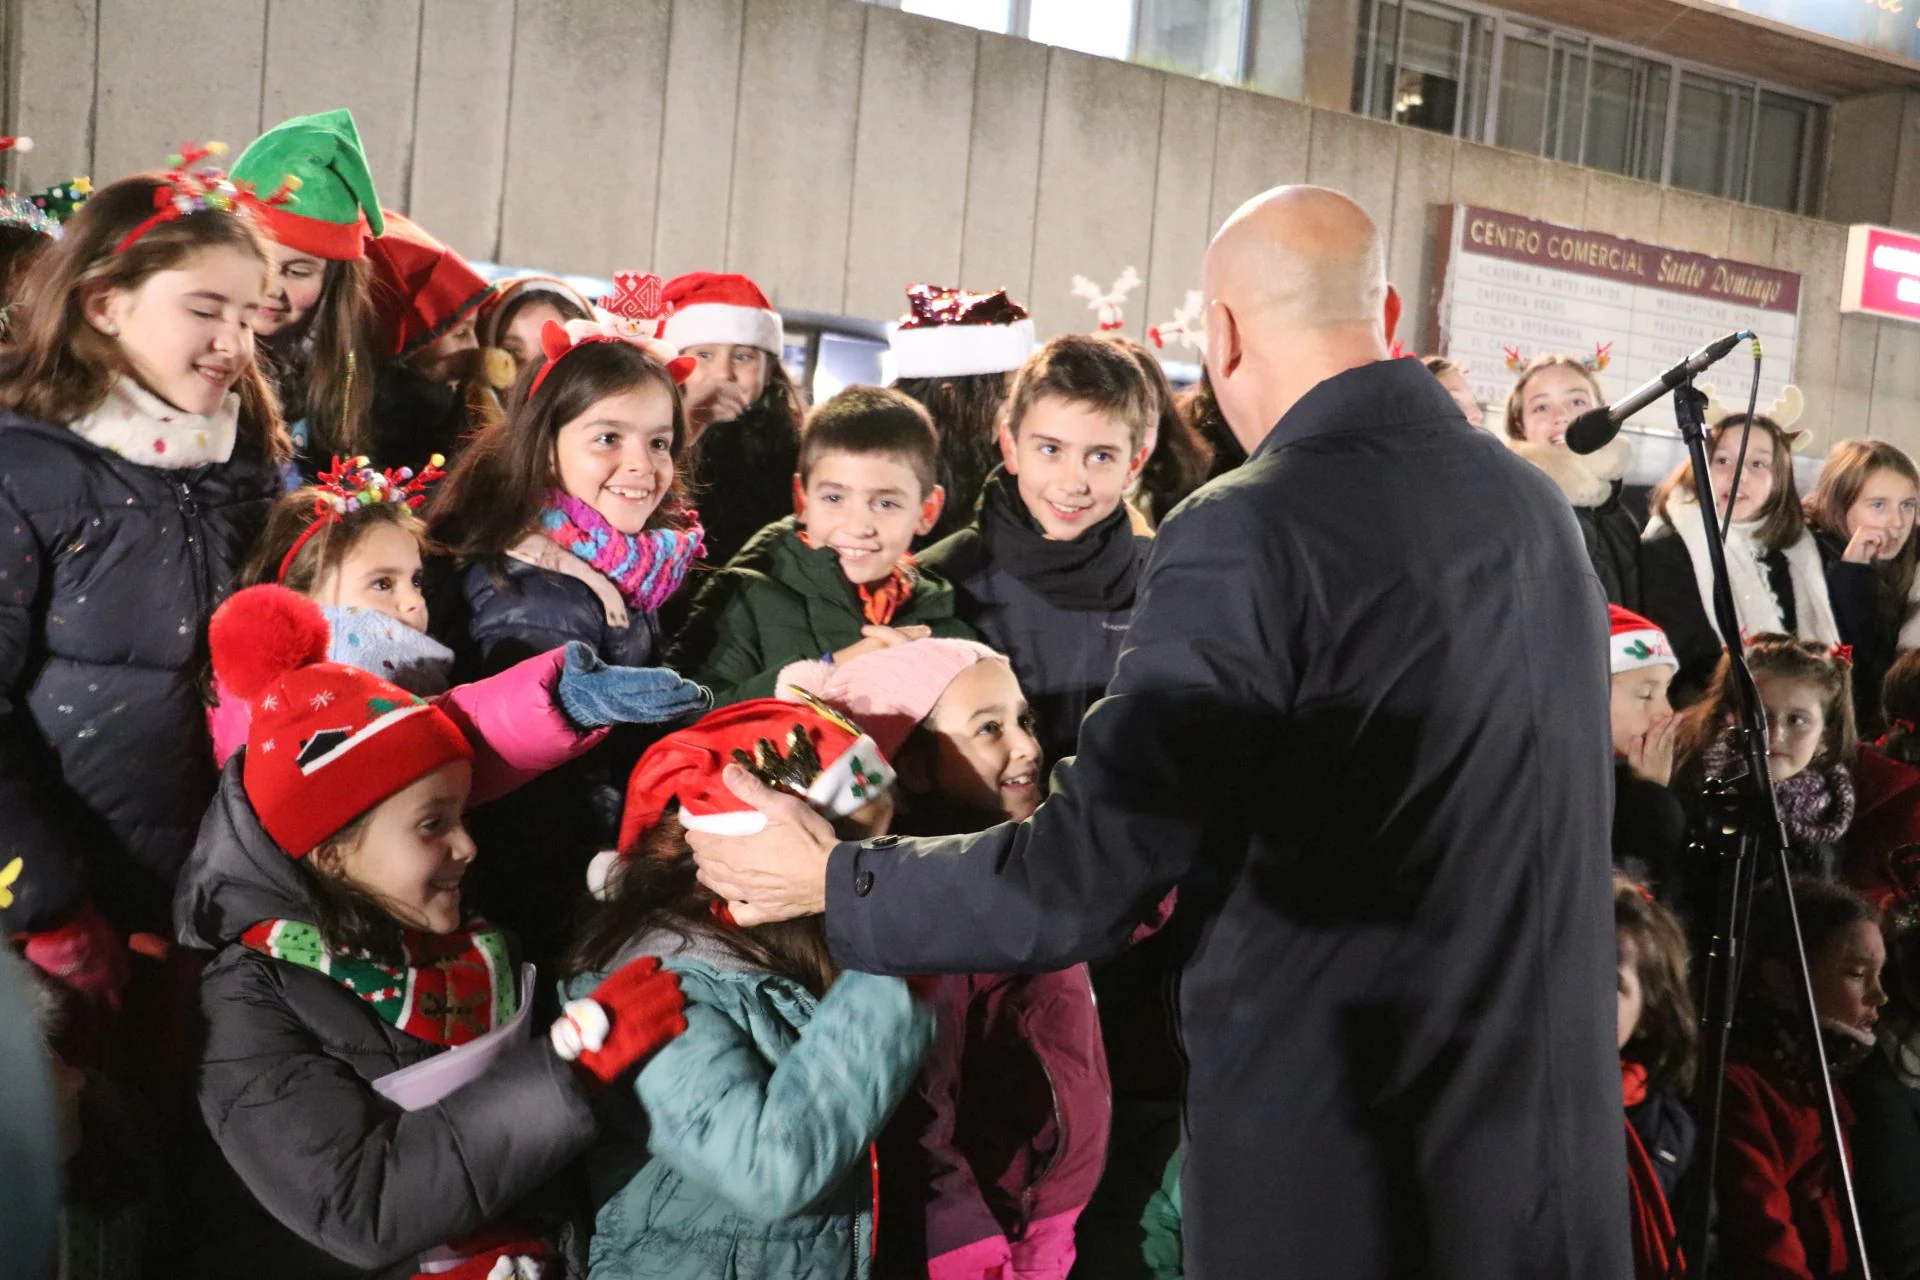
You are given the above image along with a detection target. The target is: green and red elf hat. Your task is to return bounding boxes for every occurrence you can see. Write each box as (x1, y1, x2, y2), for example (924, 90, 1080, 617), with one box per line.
(230, 109, 383, 261)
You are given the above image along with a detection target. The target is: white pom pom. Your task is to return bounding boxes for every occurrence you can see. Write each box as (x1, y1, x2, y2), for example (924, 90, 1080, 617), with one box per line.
(586, 848, 624, 901)
(11, 137, 32, 153)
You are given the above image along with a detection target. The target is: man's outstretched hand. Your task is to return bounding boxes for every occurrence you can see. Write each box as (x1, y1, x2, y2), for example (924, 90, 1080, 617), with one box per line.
(688, 764, 838, 925)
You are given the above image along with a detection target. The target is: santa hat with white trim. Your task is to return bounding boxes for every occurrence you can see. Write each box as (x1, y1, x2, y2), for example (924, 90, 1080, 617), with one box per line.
(660, 271, 784, 356)
(1609, 604, 1676, 676)
(890, 282, 1036, 380)
(588, 696, 894, 899)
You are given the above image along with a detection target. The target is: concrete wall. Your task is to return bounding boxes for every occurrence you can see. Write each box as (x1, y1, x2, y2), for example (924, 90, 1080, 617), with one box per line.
(3, 0, 1916, 454)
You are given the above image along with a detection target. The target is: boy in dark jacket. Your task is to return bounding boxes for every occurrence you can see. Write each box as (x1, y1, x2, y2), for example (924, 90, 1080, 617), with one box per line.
(919, 333, 1153, 766)
(671, 386, 976, 702)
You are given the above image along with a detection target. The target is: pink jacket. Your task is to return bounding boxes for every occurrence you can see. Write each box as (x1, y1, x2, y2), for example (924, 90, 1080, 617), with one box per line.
(208, 647, 605, 807)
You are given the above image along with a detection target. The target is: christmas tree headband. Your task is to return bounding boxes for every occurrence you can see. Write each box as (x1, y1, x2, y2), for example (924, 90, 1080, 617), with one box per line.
(276, 453, 446, 583)
(114, 141, 301, 255)
(530, 271, 695, 396)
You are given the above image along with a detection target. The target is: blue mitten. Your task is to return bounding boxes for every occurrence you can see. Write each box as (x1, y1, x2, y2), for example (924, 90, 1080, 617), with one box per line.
(556, 642, 710, 730)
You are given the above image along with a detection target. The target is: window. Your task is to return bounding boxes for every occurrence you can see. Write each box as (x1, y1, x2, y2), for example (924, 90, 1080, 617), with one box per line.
(899, 0, 1012, 34)
(1351, 0, 1826, 214)
(1136, 0, 1249, 82)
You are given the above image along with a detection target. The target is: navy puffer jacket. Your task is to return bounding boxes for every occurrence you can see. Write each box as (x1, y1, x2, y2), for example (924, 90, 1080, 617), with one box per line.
(0, 412, 278, 934)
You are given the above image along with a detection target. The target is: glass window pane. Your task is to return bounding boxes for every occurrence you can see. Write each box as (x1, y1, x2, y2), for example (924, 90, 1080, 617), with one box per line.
(1355, 0, 1398, 119)
(1136, 0, 1247, 82)
(1634, 64, 1669, 185)
(1584, 48, 1636, 174)
(1750, 91, 1811, 212)
(902, 0, 1011, 34)
(1549, 42, 1588, 163)
(1389, 7, 1464, 134)
(1028, 0, 1134, 59)
(1497, 37, 1550, 155)
(1671, 72, 1751, 199)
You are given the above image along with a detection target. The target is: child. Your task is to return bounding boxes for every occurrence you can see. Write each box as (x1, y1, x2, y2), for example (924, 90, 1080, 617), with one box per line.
(1719, 876, 1885, 1280)
(1615, 875, 1699, 1280)
(480, 274, 594, 380)
(888, 282, 1035, 546)
(363, 209, 502, 468)
(213, 457, 707, 800)
(1424, 355, 1484, 429)
(0, 157, 288, 1017)
(1805, 438, 1920, 738)
(1105, 334, 1213, 530)
(1609, 606, 1687, 892)
(1675, 634, 1858, 886)
(777, 638, 1110, 1279)
(1643, 389, 1838, 707)
(178, 584, 689, 1277)
(1502, 351, 1640, 610)
(663, 270, 806, 569)
(671, 385, 976, 703)
(230, 109, 383, 480)
(427, 311, 705, 969)
(1178, 371, 1244, 481)
(1843, 919, 1920, 1280)
(1838, 648, 1920, 924)
(564, 698, 934, 1279)
(920, 334, 1151, 766)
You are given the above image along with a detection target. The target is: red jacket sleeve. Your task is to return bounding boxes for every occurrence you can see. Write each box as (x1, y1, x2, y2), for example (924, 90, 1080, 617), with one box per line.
(1716, 1062, 1818, 1280)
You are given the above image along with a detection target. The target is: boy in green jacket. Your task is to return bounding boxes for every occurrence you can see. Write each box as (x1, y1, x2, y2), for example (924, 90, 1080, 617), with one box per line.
(670, 386, 978, 702)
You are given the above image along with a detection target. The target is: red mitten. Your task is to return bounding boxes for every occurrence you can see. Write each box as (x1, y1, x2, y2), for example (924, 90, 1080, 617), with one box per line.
(415, 1241, 547, 1279)
(20, 901, 129, 1013)
(549, 955, 687, 1088)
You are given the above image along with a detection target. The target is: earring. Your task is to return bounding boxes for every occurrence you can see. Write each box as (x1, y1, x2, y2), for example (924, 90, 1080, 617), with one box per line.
(103, 323, 118, 336)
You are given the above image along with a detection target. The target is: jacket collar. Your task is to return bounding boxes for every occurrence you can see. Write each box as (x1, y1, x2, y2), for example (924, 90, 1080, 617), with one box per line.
(1250, 357, 1470, 460)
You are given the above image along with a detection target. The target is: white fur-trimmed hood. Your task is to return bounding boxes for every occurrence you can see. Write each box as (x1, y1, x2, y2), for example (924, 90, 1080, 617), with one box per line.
(1506, 435, 1633, 508)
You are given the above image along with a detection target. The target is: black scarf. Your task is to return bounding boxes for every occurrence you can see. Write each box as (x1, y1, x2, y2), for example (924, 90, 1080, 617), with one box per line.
(977, 468, 1139, 612)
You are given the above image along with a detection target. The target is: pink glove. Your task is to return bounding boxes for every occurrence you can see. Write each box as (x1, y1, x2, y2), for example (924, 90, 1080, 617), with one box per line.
(20, 901, 129, 1013)
(549, 955, 688, 1089)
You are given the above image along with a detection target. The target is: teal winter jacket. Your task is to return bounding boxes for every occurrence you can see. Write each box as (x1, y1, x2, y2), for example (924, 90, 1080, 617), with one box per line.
(565, 930, 933, 1279)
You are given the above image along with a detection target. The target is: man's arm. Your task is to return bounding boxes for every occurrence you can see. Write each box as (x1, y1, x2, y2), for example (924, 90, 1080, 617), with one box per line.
(694, 488, 1297, 974)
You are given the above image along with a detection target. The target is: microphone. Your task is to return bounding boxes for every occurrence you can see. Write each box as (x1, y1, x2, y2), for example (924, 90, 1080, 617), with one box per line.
(1565, 330, 1755, 454)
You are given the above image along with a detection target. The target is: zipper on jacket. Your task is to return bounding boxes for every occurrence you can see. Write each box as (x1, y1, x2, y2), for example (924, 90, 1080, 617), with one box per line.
(174, 476, 211, 624)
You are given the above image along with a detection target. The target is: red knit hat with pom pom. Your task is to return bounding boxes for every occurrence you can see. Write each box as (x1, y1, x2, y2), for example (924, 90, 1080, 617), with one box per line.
(209, 585, 473, 856)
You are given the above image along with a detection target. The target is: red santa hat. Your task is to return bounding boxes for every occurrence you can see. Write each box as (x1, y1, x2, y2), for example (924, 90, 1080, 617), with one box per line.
(659, 271, 784, 356)
(1609, 605, 1676, 676)
(209, 585, 473, 857)
(889, 283, 1036, 380)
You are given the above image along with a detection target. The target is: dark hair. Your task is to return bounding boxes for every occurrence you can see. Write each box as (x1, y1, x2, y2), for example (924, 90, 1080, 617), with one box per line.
(797, 385, 939, 496)
(0, 174, 288, 461)
(0, 223, 53, 326)
(241, 489, 431, 591)
(1422, 355, 1462, 379)
(1650, 415, 1807, 552)
(892, 370, 1009, 531)
(1675, 633, 1857, 784)
(1805, 438, 1920, 632)
(1179, 371, 1244, 478)
(428, 339, 692, 564)
(259, 256, 377, 461)
(1103, 334, 1213, 526)
(1615, 875, 1698, 1095)
(566, 814, 838, 995)
(303, 810, 407, 956)
(1883, 650, 1920, 765)
(480, 280, 592, 354)
(1008, 334, 1155, 452)
(1748, 876, 1878, 983)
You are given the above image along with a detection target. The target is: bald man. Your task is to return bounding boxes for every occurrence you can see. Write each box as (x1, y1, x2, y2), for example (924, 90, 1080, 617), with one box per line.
(691, 187, 1627, 1277)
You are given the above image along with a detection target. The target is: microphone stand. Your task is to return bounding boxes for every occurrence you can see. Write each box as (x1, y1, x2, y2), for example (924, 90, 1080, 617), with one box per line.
(1675, 377, 1870, 1275)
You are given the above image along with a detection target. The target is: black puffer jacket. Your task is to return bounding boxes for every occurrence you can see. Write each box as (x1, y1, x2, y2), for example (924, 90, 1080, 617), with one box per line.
(442, 556, 662, 969)
(0, 412, 278, 934)
(172, 758, 598, 1279)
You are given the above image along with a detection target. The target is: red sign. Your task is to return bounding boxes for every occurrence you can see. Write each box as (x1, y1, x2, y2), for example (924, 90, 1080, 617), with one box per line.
(1843, 225, 1920, 325)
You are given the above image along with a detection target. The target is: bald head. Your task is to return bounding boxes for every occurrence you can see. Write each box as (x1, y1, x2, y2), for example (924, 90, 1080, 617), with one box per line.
(1204, 186, 1386, 329)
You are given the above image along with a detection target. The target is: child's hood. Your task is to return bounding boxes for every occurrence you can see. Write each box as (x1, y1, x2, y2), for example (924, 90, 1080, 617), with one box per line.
(173, 754, 322, 951)
(321, 604, 454, 696)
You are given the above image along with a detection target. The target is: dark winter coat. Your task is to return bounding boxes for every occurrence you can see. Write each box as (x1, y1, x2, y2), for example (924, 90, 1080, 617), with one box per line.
(878, 966, 1110, 1273)
(171, 758, 598, 1280)
(685, 401, 802, 573)
(444, 556, 661, 970)
(820, 358, 1629, 1278)
(1842, 747, 1920, 913)
(1628, 1086, 1699, 1218)
(669, 516, 976, 704)
(1614, 761, 1690, 894)
(1846, 1038, 1920, 1280)
(1816, 530, 1903, 740)
(0, 412, 278, 935)
(364, 359, 471, 471)
(1718, 1037, 1858, 1280)
(1508, 436, 1642, 609)
(919, 471, 1147, 765)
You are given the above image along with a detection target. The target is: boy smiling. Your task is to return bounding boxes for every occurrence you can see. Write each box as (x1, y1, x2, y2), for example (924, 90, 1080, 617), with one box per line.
(671, 386, 977, 703)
